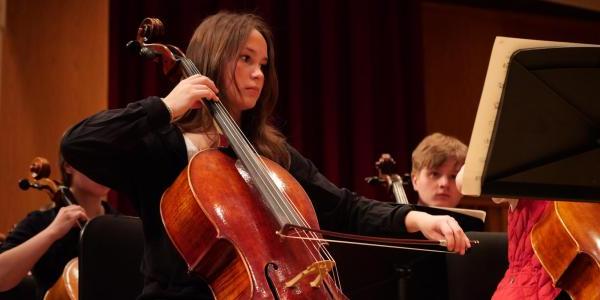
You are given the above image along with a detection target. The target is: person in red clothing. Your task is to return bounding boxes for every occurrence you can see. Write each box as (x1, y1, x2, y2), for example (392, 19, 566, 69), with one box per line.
(490, 198, 565, 300)
(456, 165, 567, 299)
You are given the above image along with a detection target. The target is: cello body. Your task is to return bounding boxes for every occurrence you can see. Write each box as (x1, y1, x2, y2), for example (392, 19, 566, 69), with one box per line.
(160, 149, 344, 299)
(43, 258, 78, 300)
(531, 201, 600, 299)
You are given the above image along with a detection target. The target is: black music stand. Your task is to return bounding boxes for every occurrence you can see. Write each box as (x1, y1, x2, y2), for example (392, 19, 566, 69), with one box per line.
(482, 47, 600, 201)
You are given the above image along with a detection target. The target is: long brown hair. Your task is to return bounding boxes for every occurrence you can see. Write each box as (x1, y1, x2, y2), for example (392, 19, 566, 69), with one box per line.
(177, 11, 289, 167)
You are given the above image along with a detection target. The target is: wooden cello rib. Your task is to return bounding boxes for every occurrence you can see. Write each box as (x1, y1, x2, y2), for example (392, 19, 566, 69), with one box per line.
(531, 201, 600, 299)
(44, 259, 78, 300)
(161, 149, 338, 299)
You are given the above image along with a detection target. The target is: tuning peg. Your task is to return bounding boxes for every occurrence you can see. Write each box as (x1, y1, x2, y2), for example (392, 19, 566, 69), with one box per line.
(18, 179, 32, 190)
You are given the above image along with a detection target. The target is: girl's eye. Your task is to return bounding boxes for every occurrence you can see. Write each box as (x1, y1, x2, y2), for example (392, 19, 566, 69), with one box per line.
(240, 55, 250, 62)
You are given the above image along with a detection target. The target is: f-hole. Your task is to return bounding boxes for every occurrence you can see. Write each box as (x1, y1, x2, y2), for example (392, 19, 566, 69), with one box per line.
(265, 262, 280, 300)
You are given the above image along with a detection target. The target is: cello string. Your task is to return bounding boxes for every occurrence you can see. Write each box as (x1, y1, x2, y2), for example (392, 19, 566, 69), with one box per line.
(390, 175, 410, 205)
(211, 85, 347, 289)
(210, 100, 346, 288)
(211, 100, 331, 253)
(279, 233, 454, 254)
(183, 59, 342, 289)
(205, 94, 309, 228)
(184, 61, 303, 225)
(181, 62, 308, 231)
(274, 226, 342, 288)
(182, 61, 316, 229)
(392, 181, 409, 204)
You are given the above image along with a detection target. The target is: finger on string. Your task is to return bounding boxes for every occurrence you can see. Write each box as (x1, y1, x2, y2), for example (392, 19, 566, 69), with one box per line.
(191, 75, 219, 93)
(195, 87, 219, 101)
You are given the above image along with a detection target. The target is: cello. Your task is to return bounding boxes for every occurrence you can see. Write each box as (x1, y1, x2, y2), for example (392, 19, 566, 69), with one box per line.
(128, 18, 471, 299)
(367, 153, 486, 231)
(531, 201, 600, 299)
(365, 153, 412, 204)
(128, 17, 346, 299)
(18, 157, 79, 300)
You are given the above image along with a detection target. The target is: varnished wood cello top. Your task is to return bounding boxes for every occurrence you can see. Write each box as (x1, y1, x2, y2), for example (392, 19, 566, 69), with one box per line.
(531, 201, 600, 299)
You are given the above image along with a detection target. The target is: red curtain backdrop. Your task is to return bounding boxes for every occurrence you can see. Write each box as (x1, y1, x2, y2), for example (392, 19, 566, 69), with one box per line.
(108, 0, 424, 201)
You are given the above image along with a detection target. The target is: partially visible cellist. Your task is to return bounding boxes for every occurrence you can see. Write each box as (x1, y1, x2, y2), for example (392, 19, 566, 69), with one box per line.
(62, 11, 472, 299)
(0, 153, 112, 299)
(489, 198, 570, 300)
(454, 166, 569, 300)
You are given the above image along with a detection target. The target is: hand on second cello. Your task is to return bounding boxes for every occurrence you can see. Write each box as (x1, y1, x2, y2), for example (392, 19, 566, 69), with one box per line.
(45, 205, 88, 240)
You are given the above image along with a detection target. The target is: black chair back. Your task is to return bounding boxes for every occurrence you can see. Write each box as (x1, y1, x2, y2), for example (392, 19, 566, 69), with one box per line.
(446, 231, 508, 300)
(0, 275, 39, 300)
(79, 215, 144, 300)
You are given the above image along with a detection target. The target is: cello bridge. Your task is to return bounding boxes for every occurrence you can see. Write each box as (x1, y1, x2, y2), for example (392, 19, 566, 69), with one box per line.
(285, 260, 335, 288)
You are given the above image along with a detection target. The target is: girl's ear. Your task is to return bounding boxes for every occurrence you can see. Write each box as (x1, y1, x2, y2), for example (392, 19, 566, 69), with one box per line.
(63, 162, 74, 175)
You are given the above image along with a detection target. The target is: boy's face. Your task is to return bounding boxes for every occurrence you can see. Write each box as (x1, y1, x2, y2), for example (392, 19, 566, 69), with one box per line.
(412, 158, 463, 208)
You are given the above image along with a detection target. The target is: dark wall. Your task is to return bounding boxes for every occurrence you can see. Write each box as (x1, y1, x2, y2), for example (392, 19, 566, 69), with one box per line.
(420, 1, 600, 142)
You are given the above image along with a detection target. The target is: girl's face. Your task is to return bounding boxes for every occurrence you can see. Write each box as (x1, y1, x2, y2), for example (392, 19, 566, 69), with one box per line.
(66, 165, 109, 198)
(412, 158, 463, 208)
(223, 29, 268, 117)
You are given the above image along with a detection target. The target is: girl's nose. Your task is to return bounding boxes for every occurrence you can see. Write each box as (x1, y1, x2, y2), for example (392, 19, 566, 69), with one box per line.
(252, 66, 264, 80)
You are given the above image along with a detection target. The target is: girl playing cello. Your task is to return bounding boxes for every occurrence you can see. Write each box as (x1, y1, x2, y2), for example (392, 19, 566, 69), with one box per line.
(0, 155, 111, 298)
(61, 11, 471, 299)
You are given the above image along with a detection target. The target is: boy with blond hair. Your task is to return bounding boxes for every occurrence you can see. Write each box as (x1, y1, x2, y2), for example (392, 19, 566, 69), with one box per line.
(411, 133, 467, 208)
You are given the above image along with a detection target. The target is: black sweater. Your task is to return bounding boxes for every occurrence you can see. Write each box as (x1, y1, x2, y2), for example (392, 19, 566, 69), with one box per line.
(61, 96, 413, 299)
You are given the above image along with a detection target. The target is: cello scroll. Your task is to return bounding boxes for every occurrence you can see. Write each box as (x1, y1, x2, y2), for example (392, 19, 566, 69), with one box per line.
(365, 153, 412, 204)
(126, 18, 183, 78)
(19, 157, 77, 209)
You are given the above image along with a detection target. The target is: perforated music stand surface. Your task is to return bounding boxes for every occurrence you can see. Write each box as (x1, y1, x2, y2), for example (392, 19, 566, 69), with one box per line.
(481, 47, 600, 201)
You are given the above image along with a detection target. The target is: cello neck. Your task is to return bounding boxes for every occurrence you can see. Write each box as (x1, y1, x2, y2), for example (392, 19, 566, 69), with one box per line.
(179, 58, 302, 229)
(390, 176, 410, 205)
(370, 153, 411, 205)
